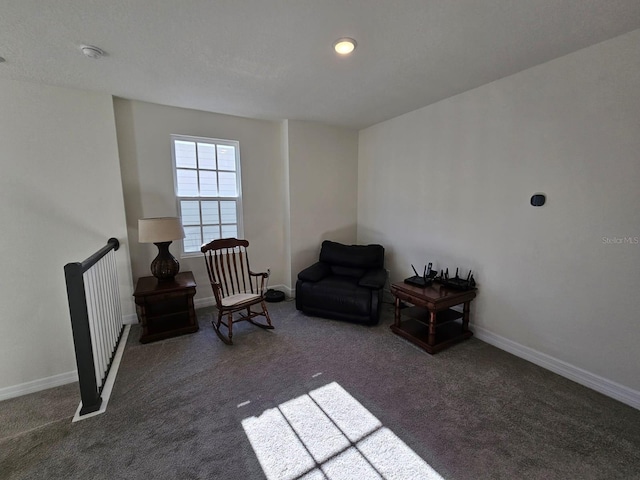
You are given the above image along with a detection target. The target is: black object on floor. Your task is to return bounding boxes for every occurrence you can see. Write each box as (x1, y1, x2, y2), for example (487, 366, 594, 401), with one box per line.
(264, 289, 285, 302)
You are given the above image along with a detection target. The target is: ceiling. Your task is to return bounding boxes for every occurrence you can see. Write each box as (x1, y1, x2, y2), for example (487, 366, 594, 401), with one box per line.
(1, 0, 639, 130)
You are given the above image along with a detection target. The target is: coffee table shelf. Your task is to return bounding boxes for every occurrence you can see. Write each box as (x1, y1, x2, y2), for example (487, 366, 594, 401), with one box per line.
(391, 282, 477, 354)
(402, 306, 463, 325)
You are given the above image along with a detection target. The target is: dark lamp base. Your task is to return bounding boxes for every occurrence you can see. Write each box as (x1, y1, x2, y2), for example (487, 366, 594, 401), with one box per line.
(151, 241, 180, 282)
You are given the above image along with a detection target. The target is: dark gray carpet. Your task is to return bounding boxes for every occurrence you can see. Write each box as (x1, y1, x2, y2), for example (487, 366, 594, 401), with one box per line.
(1, 300, 639, 479)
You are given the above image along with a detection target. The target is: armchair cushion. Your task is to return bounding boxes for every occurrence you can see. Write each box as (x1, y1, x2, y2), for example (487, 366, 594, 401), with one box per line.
(359, 268, 388, 289)
(331, 265, 366, 278)
(297, 262, 331, 282)
(298, 276, 372, 317)
(319, 240, 384, 269)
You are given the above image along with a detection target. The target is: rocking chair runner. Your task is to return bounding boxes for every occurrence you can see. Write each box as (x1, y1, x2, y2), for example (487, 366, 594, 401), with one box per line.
(201, 238, 273, 344)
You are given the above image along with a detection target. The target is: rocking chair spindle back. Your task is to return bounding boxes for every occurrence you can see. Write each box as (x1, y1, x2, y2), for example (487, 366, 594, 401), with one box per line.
(201, 238, 273, 344)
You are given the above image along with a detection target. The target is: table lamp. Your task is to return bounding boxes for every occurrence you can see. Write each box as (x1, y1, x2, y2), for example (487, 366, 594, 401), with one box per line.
(138, 217, 185, 282)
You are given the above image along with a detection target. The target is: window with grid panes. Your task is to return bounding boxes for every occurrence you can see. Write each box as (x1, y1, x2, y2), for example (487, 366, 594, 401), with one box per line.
(171, 135, 242, 255)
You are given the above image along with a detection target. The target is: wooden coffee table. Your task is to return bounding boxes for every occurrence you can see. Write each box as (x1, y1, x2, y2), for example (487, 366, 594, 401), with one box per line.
(390, 281, 477, 354)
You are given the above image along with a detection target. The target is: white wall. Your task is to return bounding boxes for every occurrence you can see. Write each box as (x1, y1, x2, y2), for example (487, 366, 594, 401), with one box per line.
(113, 99, 287, 297)
(358, 29, 640, 394)
(0, 78, 133, 395)
(287, 120, 359, 285)
(113, 104, 358, 297)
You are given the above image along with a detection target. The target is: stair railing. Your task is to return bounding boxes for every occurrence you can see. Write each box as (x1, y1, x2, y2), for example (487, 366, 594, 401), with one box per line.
(64, 238, 124, 415)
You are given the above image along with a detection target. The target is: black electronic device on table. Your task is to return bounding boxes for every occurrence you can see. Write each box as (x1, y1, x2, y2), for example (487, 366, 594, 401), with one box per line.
(435, 267, 476, 290)
(404, 263, 437, 287)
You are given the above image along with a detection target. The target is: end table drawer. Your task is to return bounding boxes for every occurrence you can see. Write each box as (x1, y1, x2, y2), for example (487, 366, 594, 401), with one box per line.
(133, 272, 198, 343)
(144, 297, 190, 317)
(391, 288, 414, 304)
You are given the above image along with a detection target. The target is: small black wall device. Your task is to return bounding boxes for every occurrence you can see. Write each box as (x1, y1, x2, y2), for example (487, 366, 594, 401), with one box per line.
(530, 194, 546, 207)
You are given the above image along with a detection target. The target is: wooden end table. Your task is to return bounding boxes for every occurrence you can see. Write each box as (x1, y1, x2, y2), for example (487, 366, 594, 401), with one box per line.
(133, 271, 198, 343)
(390, 281, 477, 354)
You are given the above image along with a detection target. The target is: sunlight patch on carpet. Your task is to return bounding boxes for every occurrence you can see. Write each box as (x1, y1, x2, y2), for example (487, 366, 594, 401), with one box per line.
(241, 381, 444, 480)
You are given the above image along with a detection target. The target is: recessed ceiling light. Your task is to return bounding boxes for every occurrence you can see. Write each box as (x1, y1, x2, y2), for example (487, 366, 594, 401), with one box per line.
(80, 45, 105, 59)
(333, 38, 357, 55)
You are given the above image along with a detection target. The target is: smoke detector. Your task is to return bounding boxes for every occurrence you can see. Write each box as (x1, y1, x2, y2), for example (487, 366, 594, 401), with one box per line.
(80, 45, 105, 59)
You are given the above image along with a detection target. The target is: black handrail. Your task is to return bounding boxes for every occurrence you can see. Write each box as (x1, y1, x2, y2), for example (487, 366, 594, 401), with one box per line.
(64, 238, 120, 415)
(77, 237, 120, 272)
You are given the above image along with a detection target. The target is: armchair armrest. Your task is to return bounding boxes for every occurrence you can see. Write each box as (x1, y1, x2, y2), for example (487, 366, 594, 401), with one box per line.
(297, 262, 331, 282)
(358, 268, 387, 289)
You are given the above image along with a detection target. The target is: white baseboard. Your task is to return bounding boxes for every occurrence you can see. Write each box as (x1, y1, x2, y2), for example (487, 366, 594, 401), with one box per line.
(0, 370, 78, 402)
(73, 325, 130, 422)
(271, 284, 294, 298)
(472, 324, 640, 411)
(0, 321, 135, 403)
(194, 296, 216, 309)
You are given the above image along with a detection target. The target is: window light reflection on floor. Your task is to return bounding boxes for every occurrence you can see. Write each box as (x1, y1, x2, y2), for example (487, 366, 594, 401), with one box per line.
(241, 382, 444, 480)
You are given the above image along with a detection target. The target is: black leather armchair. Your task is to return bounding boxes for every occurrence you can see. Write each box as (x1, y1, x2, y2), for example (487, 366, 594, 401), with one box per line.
(295, 240, 386, 325)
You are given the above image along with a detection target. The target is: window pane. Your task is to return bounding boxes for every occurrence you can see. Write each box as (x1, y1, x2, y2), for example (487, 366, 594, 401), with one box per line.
(217, 145, 236, 171)
(220, 201, 237, 224)
(173, 136, 241, 255)
(180, 201, 200, 226)
(177, 169, 198, 196)
(175, 141, 197, 168)
(203, 225, 221, 243)
(183, 226, 202, 253)
(201, 201, 219, 224)
(221, 224, 237, 238)
(199, 170, 218, 196)
(218, 172, 237, 197)
(197, 143, 216, 170)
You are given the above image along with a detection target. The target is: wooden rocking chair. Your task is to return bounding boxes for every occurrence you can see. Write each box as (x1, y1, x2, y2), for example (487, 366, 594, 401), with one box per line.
(201, 238, 273, 344)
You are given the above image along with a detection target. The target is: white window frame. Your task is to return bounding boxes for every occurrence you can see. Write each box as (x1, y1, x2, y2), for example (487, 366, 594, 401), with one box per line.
(171, 134, 243, 257)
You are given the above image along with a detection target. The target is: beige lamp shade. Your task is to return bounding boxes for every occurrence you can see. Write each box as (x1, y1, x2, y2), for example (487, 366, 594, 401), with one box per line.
(138, 217, 185, 243)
